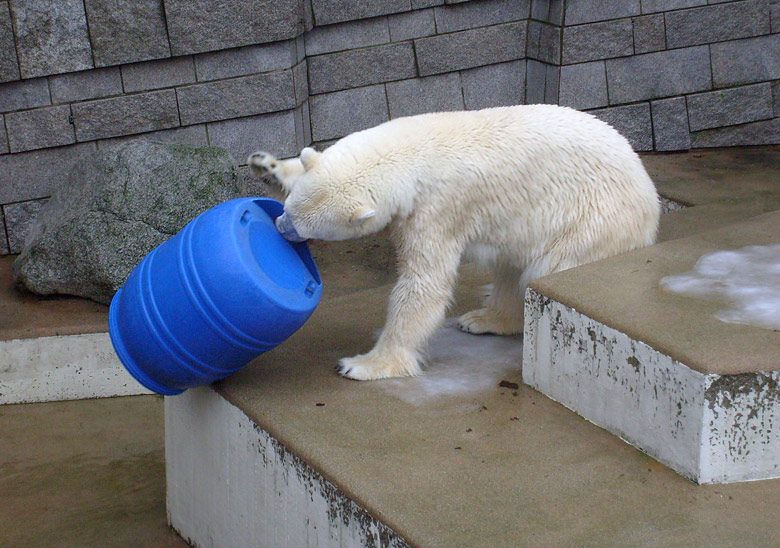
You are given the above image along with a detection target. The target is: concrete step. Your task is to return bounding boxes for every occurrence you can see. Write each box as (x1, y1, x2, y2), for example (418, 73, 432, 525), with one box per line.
(1, 395, 188, 548)
(0, 256, 151, 404)
(524, 210, 780, 484)
(166, 266, 780, 548)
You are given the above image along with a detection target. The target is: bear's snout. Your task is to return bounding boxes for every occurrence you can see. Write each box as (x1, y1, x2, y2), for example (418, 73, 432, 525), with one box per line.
(275, 211, 306, 242)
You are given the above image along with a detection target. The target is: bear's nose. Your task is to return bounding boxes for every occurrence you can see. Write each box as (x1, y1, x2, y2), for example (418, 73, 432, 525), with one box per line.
(275, 211, 307, 242)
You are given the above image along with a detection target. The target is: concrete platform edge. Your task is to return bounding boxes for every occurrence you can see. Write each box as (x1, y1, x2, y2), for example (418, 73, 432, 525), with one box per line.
(165, 387, 411, 548)
(523, 287, 780, 484)
(0, 332, 152, 404)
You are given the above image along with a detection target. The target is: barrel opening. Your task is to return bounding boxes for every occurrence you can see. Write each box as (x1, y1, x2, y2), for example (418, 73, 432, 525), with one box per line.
(253, 198, 322, 287)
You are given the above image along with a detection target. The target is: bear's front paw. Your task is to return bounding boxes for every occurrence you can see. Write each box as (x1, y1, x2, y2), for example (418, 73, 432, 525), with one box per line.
(247, 151, 281, 184)
(337, 349, 422, 381)
(457, 308, 524, 336)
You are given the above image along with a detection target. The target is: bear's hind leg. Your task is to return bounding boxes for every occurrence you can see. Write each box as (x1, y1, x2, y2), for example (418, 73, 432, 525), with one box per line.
(458, 264, 525, 336)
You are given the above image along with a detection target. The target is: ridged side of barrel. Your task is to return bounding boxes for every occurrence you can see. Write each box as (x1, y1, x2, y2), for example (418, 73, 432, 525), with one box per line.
(108, 198, 323, 395)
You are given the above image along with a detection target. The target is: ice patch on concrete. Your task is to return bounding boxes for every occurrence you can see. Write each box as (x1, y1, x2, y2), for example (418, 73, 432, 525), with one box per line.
(661, 244, 780, 331)
(380, 321, 523, 404)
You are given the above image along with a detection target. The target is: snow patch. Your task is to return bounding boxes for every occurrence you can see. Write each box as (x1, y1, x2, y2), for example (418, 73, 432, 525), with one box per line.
(379, 320, 523, 404)
(661, 244, 780, 331)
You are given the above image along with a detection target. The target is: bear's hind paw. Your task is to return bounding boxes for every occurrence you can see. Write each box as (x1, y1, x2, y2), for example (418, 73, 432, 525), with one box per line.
(338, 350, 422, 381)
(457, 308, 523, 336)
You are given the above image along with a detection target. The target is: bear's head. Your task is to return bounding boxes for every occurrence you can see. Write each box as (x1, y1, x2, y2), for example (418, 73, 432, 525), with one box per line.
(279, 147, 388, 241)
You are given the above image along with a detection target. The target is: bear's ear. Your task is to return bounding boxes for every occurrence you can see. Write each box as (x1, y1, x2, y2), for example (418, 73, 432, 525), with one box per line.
(300, 147, 321, 171)
(350, 206, 376, 225)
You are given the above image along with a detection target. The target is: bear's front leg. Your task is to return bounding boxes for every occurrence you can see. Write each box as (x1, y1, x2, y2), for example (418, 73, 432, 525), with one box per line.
(338, 346, 421, 381)
(247, 151, 305, 199)
(338, 241, 462, 381)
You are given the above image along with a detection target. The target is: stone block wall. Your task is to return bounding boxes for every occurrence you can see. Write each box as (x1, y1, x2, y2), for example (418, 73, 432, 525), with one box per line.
(1, 0, 779, 255)
(558, 0, 780, 153)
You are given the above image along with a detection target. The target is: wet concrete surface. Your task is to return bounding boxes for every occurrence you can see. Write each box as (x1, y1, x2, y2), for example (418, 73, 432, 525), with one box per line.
(1, 146, 779, 547)
(642, 146, 780, 207)
(0, 395, 187, 548)
(0, 257, 108, 342)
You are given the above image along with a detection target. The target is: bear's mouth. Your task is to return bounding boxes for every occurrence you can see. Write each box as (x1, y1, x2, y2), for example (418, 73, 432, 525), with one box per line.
(275, 211, 307, 242)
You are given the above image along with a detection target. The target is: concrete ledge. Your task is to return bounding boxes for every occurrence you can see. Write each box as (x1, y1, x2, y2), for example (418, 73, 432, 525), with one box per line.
(0, 256, 152, 404)
(523, 288, 780, 484)
(523, 211, 780, 484)
(0, 332, 151, 404)
(166, 387, 409, 548)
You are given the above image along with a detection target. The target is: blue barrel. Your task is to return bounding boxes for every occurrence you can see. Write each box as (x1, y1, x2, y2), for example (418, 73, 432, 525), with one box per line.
(108, 198, 322, 395)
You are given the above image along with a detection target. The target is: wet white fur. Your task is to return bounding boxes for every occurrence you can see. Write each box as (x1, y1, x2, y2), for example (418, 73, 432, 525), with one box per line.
(248, 105, 660, 380)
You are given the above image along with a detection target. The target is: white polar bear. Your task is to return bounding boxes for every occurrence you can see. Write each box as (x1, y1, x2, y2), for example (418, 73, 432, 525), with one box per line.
(248, 105, 660, 381)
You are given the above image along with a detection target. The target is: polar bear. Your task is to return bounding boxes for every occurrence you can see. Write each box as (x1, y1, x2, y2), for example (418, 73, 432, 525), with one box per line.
(248, 105, 660, 381)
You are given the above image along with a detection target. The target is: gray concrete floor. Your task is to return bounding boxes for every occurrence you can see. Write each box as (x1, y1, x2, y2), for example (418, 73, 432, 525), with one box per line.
(1, 146, 779, 547)
(0, 395, 187, 548)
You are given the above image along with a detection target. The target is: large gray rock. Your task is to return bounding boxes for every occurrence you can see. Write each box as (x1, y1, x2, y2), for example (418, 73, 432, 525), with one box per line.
(13, 140, 243, 304)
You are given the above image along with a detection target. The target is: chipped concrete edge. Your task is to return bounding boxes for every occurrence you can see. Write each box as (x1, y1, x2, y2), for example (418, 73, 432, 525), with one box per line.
(659, 195, 688, 214)
(166, 387, 411, 548)
(701, 371, 780, 483)
(522, 287, 780, 484)
(0, 332, 151, 405)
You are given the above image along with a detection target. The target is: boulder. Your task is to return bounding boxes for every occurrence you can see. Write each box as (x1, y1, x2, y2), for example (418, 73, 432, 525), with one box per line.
(13, 140, 244, 304)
